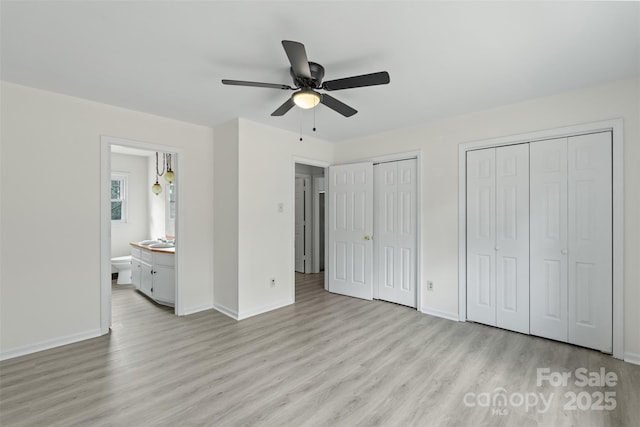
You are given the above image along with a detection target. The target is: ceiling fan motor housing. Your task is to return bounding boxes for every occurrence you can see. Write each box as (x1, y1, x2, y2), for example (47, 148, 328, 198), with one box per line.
(290, 62, 325, 88)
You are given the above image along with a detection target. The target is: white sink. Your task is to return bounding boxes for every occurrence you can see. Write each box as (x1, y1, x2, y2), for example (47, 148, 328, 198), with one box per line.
(149, 242, 174, 248)
(138, 240, 160, 246)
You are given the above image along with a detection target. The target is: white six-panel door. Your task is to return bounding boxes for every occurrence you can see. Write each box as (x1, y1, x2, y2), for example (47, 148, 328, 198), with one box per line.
(374, 159, 417, 308)
(466, 149, 497, 326)
(328, 162, 374, 300)
(495, 144, 530, 334)
(467, 146, 529, 332)
(530, 138, 569, 342)
(530, 132, 612, 352)
(567, 133, 612, 352)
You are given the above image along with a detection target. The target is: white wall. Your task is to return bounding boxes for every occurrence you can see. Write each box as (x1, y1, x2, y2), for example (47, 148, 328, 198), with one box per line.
(111, 152, 149, 257)
(333, 77, 640, 358)
(212, 119, 240, 317)
(0, 82, 214, 357)
(237, 119, 333, 318)
(148, 154, 165, 240)
(212, 119, 333, 319)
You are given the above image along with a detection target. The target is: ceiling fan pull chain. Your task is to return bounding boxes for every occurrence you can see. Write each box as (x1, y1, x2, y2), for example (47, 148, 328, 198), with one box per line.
(313, 106, 316, 132)
(299, 108, 303, 142)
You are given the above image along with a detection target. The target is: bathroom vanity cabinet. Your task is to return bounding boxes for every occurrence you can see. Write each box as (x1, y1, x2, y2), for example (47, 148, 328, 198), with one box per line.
(130, 244, 175, 307)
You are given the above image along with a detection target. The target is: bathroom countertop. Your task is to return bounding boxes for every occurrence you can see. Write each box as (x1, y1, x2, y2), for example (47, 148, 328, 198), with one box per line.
(129, 242, 175, 254)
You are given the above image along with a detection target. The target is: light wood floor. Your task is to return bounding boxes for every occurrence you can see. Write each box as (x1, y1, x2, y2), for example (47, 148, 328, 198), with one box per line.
(1, 273, 639, 426)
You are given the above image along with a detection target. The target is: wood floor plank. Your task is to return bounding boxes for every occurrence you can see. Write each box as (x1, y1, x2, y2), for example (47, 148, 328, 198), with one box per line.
(1, 273, 639, 426)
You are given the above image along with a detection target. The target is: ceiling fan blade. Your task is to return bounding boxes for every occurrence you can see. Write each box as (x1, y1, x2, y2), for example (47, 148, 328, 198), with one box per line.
(271, 97, 296, 116)
(320, 94, 357, 117)
(222, 79, 293, 90)
(322, 71, 390, 91)
(282, 40, 311, 79)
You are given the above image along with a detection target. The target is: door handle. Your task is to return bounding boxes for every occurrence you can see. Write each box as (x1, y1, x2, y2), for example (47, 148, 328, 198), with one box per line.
(364, 235, 372, 241)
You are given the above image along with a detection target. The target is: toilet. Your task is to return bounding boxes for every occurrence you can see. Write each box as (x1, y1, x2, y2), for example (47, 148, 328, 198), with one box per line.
(111, 255, 132, 285)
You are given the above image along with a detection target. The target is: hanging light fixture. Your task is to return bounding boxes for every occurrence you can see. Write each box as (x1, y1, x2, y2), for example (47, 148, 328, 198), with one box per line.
(151, 152, 175, 195)
(152, 178, 163, 195)
(164, 153, 175, 184)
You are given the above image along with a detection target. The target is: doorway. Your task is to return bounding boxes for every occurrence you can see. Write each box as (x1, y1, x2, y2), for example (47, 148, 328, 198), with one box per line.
(294, 163, 326, 275)
(293, 160, 329, 298)
(100, 136, 184, 334)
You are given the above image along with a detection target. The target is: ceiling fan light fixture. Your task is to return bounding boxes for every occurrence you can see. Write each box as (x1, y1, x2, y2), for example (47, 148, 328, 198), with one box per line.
(293, 90, 320, 109)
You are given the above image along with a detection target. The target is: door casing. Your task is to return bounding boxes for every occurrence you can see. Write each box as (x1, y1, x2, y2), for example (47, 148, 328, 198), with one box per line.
(100, 135, 185, 334)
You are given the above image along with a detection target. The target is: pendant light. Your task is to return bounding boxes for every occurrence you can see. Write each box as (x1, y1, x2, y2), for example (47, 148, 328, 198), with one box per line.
(164, 153, 175, 184)
(152, 178, 163, 195)
(151, 151, 175, 196)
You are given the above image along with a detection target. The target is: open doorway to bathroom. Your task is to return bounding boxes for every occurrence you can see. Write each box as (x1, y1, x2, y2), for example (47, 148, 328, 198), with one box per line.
(100, 136, 183, 334)
(294, 162, 327, 298)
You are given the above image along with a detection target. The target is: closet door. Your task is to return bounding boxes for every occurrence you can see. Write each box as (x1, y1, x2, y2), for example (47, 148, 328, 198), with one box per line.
(466, 148, 497, 326)
(530, 138, 569, 342)
(567, 132, 612, 353)
(531, 132, 612, 352)
(495, 144, 529, 334)
(374, 159, 417, 308)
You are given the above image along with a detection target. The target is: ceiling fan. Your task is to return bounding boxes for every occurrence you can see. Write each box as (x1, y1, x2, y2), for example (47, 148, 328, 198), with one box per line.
(222, 40, 390, 118)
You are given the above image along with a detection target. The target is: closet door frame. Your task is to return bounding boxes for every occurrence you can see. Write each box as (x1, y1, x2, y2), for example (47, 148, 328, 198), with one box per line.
(458, 119, 624, 360)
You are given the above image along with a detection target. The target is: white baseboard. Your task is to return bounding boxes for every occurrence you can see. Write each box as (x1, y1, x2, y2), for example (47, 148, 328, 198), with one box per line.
(237, 299, 294, 321)
(420, 306, 460, 322)
(624, 351, 640, 365)
(213, 303, 239, 320)
(181, 303, 214, 316)
(0, 328, 103, 361)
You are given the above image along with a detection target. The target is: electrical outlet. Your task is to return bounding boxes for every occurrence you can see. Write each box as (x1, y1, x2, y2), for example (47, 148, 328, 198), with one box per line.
(270, 278, 276, 288)
(427, 281, 434, 291)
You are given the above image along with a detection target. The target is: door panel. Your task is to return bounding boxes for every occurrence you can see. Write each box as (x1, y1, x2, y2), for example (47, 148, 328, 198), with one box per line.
(328, 162, 374, 300)
(295, 177, 304, 273)
(530, 138, 569, 342)
(374, 159, 417, 307)
(567, 132, 612, 352)
(466, 149, 496, 326)
(495, 144, 529, 334)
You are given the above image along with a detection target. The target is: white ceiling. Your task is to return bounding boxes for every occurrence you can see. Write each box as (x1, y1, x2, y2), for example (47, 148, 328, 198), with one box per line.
(2, 1, 638, 142)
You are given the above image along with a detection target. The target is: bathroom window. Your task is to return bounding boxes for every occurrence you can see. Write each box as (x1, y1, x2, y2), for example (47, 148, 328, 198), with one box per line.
(111, 174, 128, 222)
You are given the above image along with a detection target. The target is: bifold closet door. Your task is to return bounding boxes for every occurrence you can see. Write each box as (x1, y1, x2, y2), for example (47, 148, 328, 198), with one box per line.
(495, 145, 529, 334)
(567, 133, 612, 352)
(467, 148, 497, 326)
(374, 159, 417, 308)
(530, 132, 612, 353)
(530, 138, 569, 342)
(466, 145, 529, 332)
